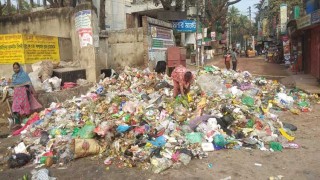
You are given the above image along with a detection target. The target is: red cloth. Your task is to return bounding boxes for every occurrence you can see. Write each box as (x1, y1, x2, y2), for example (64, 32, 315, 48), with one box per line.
(12, 113, 40, 136)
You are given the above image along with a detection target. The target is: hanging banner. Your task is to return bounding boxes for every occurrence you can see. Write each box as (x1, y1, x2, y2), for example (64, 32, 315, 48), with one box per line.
(282, 36, 290, 64)
(0, 34, 25, 64)
(23, 34, 60, 64)
(75, 10, 93, 48)
(0, 34, 60, 64)
(280, 4, 288, 34)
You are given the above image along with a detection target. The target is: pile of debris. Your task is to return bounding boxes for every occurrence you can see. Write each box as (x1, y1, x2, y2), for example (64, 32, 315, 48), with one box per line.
(6, 66, 317, 173)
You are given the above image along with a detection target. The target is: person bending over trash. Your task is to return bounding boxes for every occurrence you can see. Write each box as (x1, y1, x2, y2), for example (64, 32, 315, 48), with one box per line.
(171, 65, 194, 97)
(10, 62, 42, 129)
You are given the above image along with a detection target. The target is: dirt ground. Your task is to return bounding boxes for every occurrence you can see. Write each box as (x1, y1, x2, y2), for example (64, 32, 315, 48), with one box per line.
(1, 57, 320, 180)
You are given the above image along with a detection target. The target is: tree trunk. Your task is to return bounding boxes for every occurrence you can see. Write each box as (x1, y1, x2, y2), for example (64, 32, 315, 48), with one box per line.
(99, 0, 105, 30)
(18, 0, 23, 13)
(30, 0, 34, 8)
(43, 0, 47, 7)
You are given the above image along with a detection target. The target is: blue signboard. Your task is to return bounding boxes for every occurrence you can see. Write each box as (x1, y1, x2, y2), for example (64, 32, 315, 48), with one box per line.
(172, 20, 196, 32)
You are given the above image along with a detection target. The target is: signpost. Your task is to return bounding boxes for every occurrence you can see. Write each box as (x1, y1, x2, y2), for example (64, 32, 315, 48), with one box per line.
(172, 20, 197, 32)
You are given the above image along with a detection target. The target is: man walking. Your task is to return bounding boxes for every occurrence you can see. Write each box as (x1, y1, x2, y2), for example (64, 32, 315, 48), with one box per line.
(231, 48, 238, 71)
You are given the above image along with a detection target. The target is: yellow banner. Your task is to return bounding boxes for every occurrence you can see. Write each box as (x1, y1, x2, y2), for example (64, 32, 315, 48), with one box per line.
(0, 34, 60, 64)
(0, 34, 25, 64)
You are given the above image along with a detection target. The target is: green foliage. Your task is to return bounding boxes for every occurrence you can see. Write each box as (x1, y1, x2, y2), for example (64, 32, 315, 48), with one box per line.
(226, 6, 254, 46)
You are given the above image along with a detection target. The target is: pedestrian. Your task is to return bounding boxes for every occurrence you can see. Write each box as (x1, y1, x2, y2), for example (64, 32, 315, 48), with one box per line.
(231, 48, 238, 71)
(10, 62, 42, 128)
(171, 65, 194, 97)
(224, 50, 231, 70)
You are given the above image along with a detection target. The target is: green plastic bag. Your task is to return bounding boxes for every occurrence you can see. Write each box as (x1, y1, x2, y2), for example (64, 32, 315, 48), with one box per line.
(72, 127, 80, 138)
(242, 96, 254, 107)
(269, 141, 283, 151)
(214, 134, 226, 147)
(246, 119, 254, 128)
(204, 66, 216, 73)
(298, 101, 309, 108)
(186, 132, 203, 144)
(79, 125, 96, 139)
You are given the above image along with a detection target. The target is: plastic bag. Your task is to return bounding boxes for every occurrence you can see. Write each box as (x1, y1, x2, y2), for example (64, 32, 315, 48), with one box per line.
(269, 141, 283, 151)
(7, 153, 31, 168)
(148, 136, 166, 147)
(79, 125, 96, 139)
(116, 125, 130, 133)
(150, 157, 173, 173)
(185, 132, 203, 144)
(29, 71, 42, 91)
(31, 168, 56, 180)
(241, 96, 255, 107)
(197, 74, 227, 96)
(48, 77, 62, 91)
(214, 134, 226, 147)
(42, 79, 53, 92)
(275, 93, 294, 109)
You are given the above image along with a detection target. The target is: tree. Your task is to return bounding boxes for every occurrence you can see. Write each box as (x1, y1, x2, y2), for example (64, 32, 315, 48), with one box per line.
(0, 2, 6, 15)
(226, 6, 254, 48)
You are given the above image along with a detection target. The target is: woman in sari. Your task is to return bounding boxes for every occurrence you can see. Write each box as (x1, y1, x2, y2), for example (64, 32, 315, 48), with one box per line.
(10, 62, 42, 126)
(171, 65, 194, 97)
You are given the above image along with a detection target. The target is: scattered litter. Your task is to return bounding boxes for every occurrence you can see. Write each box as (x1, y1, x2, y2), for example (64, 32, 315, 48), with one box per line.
(3, 65, 317, 174)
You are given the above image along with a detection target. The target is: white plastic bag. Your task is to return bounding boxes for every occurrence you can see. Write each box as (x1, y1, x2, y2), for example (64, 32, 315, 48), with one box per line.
(197, 74, 227, 96)
(29, 71, 42, 91)
(42, 79, 53, 92)
(48, 76, 62, 91)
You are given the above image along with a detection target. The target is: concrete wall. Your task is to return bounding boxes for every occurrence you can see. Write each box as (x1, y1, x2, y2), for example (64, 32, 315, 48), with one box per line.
(59, 38, 73, 61)
(107, 28, 144, 69)
(0, 8, 73, 38)
(0, 8, 74, 78)
(105, 0, 127, 30)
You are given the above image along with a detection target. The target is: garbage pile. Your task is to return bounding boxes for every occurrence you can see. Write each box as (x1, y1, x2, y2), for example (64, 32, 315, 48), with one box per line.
(7, 66, 317, 173)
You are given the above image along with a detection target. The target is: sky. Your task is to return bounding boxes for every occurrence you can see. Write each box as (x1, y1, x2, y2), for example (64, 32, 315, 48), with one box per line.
(232, 0, 261, 21)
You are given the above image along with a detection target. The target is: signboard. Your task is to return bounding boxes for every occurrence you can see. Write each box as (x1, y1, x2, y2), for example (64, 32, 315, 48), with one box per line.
(75, 10, 93, 48)
(75, 10, 92, 31)
(280, 4, 288, 34)
(0, 34, 24, 64)
(311, 9, 320, 24)
(172, 20, 196, 32)
(23, 35, 60, 64)
(297, 14, 312, 29)
(0, 34, 60, 64)
(150, 25, 174, 50)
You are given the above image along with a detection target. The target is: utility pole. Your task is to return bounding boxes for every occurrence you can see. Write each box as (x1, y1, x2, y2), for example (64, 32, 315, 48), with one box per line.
(248, 6, 251, 24)
(195, 0, 199, 67)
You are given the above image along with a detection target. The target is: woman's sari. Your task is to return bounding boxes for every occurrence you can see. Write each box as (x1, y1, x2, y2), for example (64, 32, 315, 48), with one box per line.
(12, 67, 42, 115)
